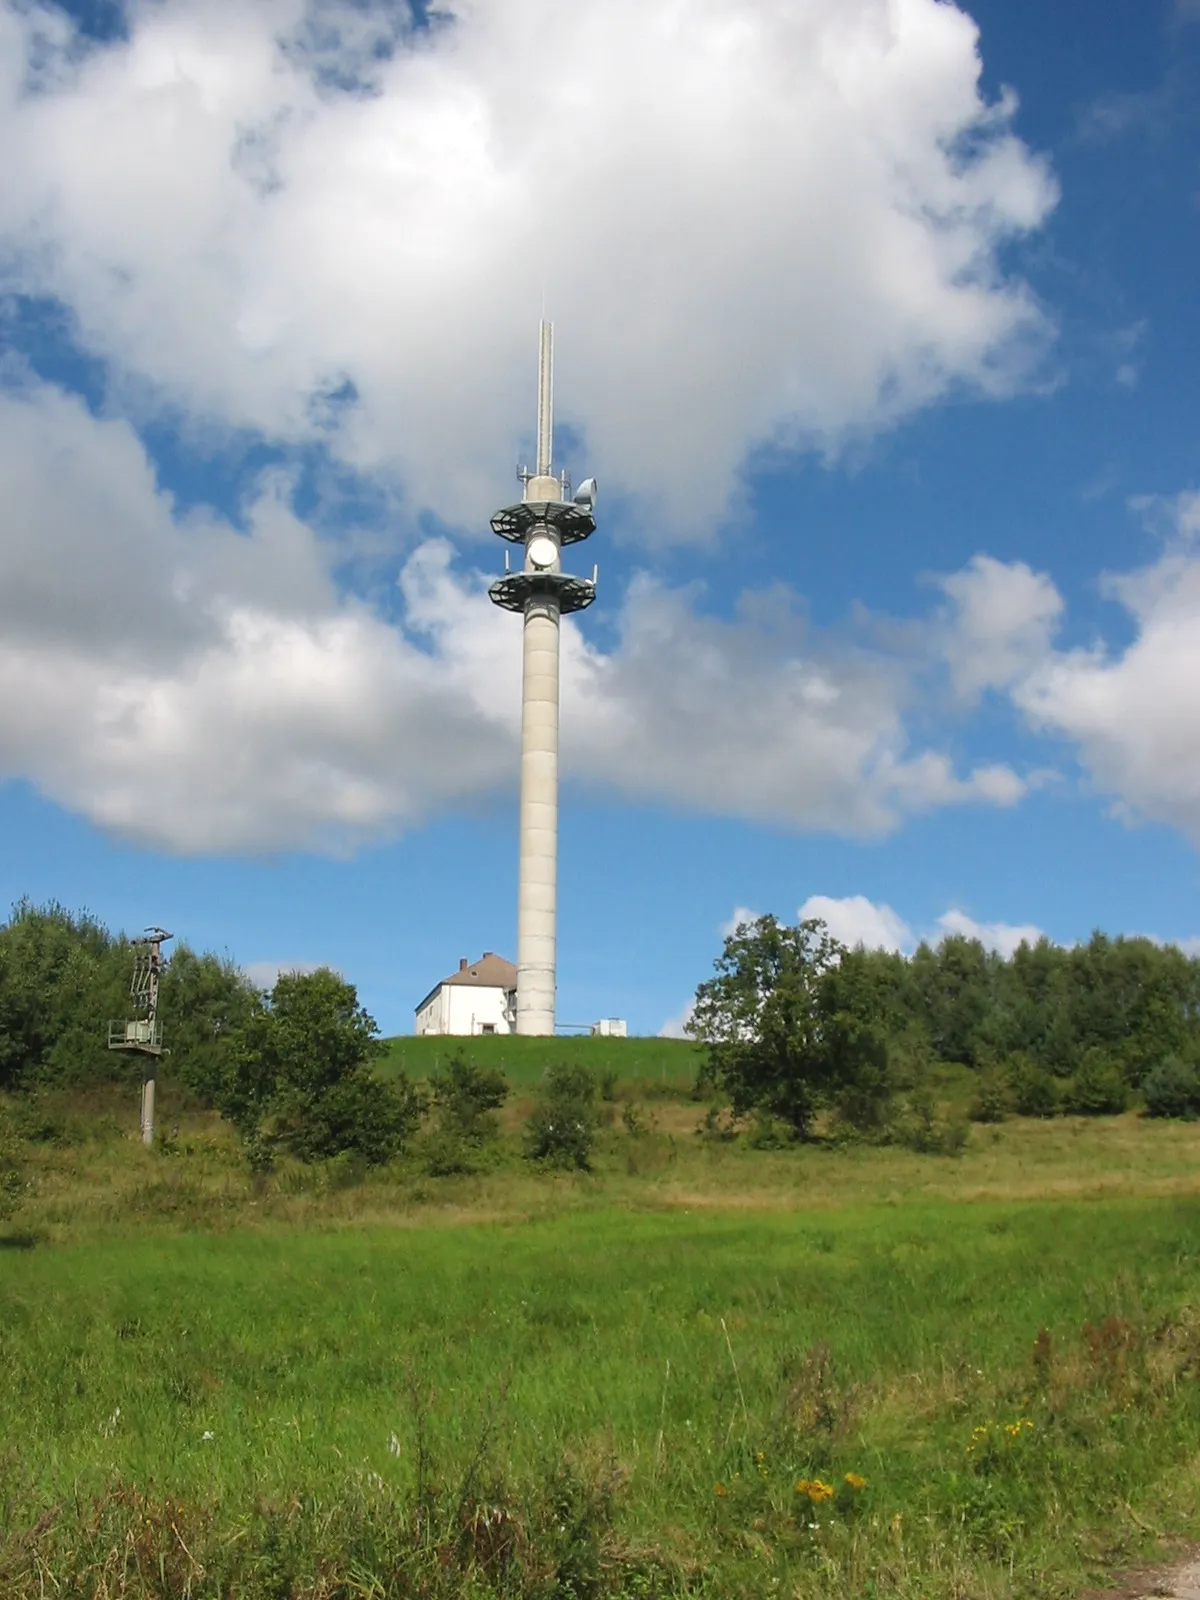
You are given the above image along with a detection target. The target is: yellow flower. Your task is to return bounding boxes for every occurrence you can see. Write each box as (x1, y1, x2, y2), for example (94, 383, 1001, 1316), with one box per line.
(714, 1482, 728, 1497)
(795, 1479, 812, 1495)
(844, 1472, 868, 1490)
(807, 1479, 835, 1503)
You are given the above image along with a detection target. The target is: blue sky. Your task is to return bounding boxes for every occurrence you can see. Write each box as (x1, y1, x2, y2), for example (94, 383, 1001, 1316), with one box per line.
(0, 0, 1198, 1036)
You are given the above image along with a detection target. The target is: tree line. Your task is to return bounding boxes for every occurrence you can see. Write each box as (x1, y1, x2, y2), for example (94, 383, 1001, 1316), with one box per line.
(687, 914, 1200, 1136)
(3, 900, 1200, 1197)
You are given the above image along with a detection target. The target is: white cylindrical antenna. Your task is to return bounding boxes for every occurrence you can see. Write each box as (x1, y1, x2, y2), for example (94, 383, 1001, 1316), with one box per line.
(536, 319, 553, 478)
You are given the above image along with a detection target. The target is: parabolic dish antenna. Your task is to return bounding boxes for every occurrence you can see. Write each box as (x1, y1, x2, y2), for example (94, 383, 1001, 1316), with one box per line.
(526, 533, 558, 570)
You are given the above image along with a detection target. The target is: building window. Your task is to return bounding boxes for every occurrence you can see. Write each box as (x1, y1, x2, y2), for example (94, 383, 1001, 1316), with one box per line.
(480, 1023, 496, 1035)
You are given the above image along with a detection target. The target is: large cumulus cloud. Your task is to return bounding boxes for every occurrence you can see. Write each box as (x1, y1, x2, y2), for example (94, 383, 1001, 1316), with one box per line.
(0, 376, 1025, 851)
(0, 0, 1056, 530)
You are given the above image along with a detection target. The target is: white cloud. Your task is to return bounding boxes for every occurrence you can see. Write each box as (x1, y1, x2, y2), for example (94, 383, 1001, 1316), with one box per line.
(658, 1000, 695, 1040)
(934, 908, 1045, 956)
(0, 376, 1028, 852)
(0, 0, 1056, 532)
(797, 893, 913, 952)
(243, 959, 326, 989)
(925, 498, 1200, 852)
(936, 553, 1063, 701)
(560, 577, 1028, 835)
(0, 380, 517, 851)
(720, 907, 761, 938)
(1013, 492, 1200, 846)
(712, 892, 1041, 957)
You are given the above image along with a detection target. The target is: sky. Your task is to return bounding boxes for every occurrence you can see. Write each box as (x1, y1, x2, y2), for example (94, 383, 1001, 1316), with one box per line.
(0, 0, 1198, 1037)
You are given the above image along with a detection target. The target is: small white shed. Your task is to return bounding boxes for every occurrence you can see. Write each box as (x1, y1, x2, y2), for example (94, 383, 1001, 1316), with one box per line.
(414, 953, 518, 1036)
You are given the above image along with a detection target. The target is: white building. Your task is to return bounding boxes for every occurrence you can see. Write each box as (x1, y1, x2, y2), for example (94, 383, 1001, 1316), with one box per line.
(414, 953, 518, 1037)
(590, 1018, 627, 1037)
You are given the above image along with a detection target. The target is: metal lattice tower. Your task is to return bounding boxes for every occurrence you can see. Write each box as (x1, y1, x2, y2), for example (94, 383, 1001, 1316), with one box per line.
(108, 927, 172, 1145)
(488, 324, 597, 1035)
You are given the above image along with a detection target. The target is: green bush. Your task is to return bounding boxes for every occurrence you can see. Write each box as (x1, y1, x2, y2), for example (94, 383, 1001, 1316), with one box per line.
(420, 1052, 511, 1177)
(968, 1070, 1011, 1123)
(892, 1088, 970, 1155)
(524, 1063, 598, 1169)
(746, 1109, 792, 1148)
(1006, 1054, 1061, 1118)
(1062, 1049, 1128, 1116)
(427, 1052, 509, 1141)
(1141, 1055, 1200, 1119)
(0, 1104, 24, 1222)
(274, 1070, 424, 1166)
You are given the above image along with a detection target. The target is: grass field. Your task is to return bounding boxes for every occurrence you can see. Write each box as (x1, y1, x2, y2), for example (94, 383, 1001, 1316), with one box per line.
(5, 1070, 1200, 1598)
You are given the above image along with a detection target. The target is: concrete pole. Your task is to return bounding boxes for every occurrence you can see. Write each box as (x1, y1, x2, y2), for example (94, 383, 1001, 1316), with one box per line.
(141, 931, 164, 1146)
(516, 320, 561, 1036)
(141, 1069, 155, 1148)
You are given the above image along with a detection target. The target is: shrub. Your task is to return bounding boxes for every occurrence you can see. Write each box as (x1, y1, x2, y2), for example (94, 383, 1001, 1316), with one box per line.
(524, 1063, 598, 1169)
(893, 1089, 970, 1156)
(274, 1070, 424, 1166)
(968, 1070, 1011, 1123)
(1006, 1054, 1061, 1118)
(1062, 1049, 1128, 1116)
(421, 1052, 511, 1177)
(1141, 1055, 1200, 1120)
(428, 1052, 509, 1141)
(0, 1102, 24, 1221)
(747, 1109, 791, 1149)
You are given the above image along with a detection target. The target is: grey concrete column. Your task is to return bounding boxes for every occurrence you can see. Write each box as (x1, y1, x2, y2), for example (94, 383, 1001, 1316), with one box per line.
(516, 591, 560, 1035)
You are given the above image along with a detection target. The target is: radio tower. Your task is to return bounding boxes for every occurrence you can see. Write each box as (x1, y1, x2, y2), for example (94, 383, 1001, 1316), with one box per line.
(489, 323, 597, 1035)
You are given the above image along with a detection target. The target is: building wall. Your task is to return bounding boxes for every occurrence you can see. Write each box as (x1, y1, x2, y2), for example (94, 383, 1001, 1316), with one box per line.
(415, 985, 515, 1036)
(414, 991, 444, 1035)
(591, 1018, 628, 1038)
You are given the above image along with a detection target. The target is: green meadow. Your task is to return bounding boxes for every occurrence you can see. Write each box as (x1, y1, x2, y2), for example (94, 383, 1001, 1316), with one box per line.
(5, 1055, 1200, 1597)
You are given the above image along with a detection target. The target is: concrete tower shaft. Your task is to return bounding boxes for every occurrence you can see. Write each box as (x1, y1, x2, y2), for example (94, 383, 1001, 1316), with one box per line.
(517, 590, 560, 1034)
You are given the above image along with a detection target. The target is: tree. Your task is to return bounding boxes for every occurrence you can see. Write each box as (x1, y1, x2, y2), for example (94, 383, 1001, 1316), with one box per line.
(688, 915, 863, 1137)
(159, 945, 260, 1107)
(0, 901, 131, 1090)
(219, 969, 422, 1167)
(908, 936, 997, 1067)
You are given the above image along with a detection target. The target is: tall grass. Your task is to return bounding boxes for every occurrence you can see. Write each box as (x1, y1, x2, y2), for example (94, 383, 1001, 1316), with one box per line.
(5, 1198, 1200, 1595)
(6, 1078, 1200, 1595)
